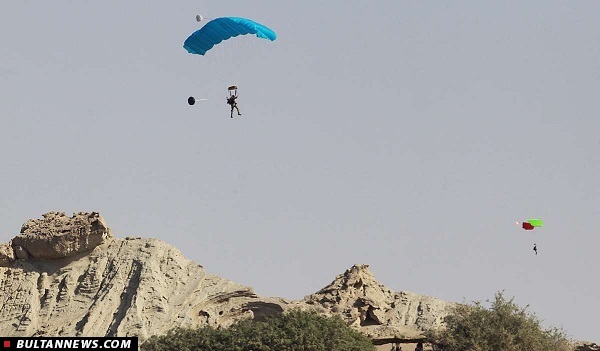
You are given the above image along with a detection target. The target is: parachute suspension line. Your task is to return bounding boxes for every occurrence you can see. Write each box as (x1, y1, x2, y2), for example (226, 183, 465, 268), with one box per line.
(224, 36, 256, 89)
(216, 38, 245, 91)
(232, 39, 245, 88)
(214, 42, 240, 91)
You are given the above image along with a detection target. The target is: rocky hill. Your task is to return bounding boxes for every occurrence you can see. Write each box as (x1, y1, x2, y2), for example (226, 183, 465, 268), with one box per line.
(0, 212, 594, 350)
(300, 264, 450, 343)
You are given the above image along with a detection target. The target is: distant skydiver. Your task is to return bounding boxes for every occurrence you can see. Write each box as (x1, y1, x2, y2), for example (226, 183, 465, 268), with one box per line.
(227, 92, 241, 118)
(533, 243, 537, 255)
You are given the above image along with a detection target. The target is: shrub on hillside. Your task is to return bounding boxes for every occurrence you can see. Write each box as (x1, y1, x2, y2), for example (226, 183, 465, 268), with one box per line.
(425, 291, 571, 351)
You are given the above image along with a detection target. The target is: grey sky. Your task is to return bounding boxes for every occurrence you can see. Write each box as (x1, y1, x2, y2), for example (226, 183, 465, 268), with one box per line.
(1, 1, 599, 341)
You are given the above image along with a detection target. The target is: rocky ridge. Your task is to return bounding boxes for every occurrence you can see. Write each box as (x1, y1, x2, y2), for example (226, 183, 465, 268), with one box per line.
(0, 212, 448, 344)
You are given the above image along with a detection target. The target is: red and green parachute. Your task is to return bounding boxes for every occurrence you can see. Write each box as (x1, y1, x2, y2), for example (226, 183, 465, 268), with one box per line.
(516, 219, 544, 230)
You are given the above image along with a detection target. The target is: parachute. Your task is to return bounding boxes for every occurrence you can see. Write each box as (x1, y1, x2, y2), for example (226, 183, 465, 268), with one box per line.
(517, 219, 544, 230)
(183, 17, 277, 56)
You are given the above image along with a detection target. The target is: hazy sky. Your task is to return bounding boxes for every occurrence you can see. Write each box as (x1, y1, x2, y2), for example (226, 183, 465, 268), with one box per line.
(2, 1, 599, 342)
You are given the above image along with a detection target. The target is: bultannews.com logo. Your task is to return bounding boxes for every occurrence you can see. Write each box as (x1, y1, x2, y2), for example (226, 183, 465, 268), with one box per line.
(0, 337, 137, 350)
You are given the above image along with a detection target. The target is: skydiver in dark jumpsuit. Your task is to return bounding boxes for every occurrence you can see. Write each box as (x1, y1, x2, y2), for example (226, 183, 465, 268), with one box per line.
(227, 92, 241, 118)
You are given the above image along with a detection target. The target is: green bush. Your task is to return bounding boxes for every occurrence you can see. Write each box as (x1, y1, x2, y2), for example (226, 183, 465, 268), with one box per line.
(142, 309, 375, 351)
(425, 291, 571, 351)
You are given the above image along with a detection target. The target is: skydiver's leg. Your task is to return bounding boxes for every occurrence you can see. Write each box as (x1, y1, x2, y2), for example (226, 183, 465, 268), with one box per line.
(235, 105, 241, 115)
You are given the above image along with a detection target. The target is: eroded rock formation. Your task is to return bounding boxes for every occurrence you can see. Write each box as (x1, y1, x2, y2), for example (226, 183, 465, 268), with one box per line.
(300, 264, 452, 342)
(8, 212, 112, 261)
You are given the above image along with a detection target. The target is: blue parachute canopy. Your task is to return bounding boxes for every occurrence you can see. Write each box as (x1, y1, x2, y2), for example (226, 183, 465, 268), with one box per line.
(184, 17, 277, 56)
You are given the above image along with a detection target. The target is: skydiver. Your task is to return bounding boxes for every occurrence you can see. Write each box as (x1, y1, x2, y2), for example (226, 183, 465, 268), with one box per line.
(226, 92, 241, 118)
(533, 243, 537, 255)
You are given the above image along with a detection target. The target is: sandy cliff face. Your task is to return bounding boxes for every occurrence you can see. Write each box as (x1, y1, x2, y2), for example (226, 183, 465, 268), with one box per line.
(0, 212, 270, 341)
(0, 236, 262, 340)
(0, 212, 456, 344)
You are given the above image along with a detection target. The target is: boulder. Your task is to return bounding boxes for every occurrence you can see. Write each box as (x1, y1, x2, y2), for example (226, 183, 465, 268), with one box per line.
(11, 211, 112, 259)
